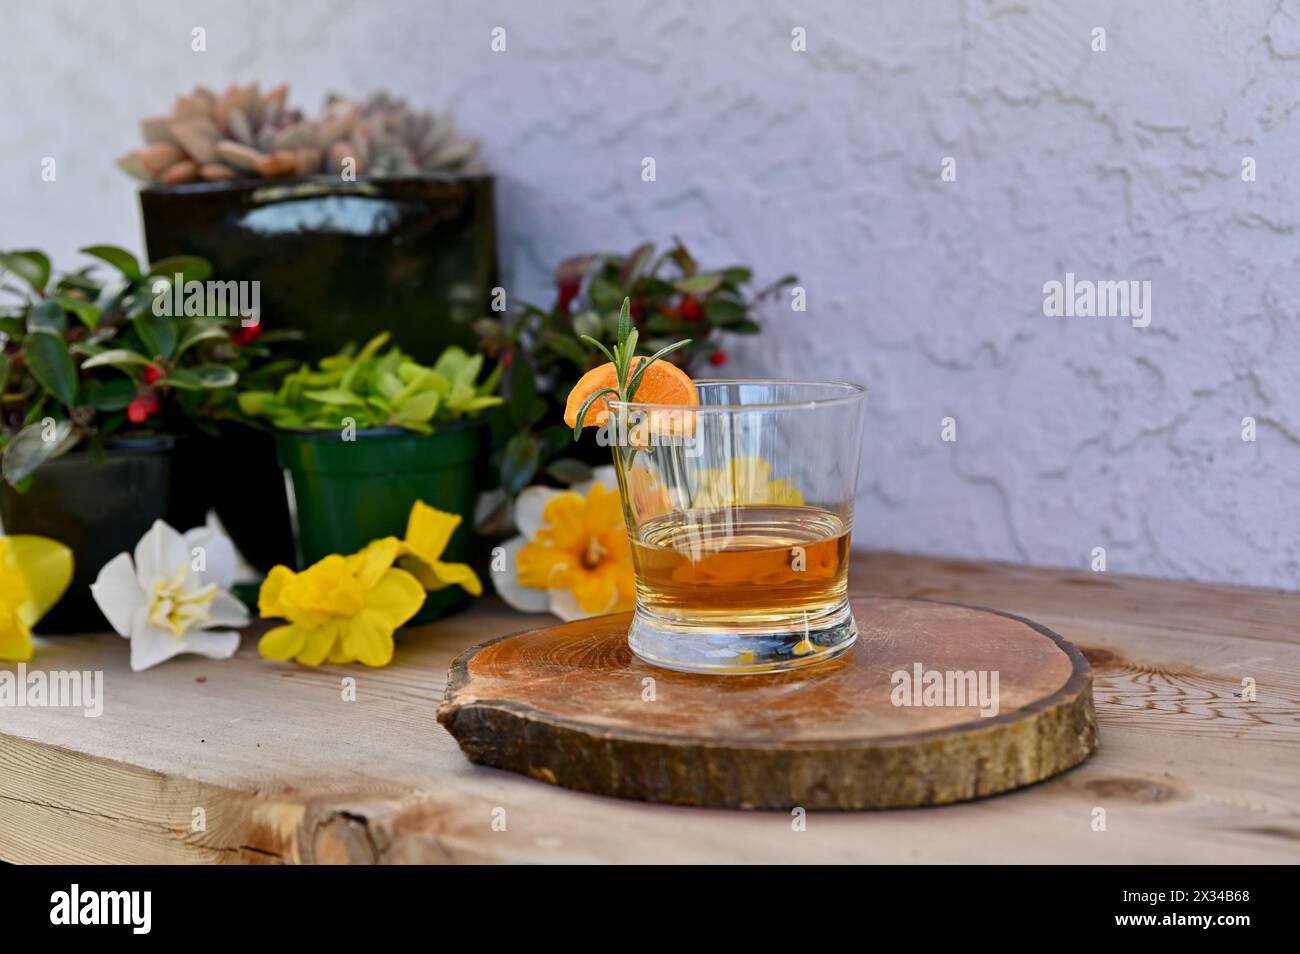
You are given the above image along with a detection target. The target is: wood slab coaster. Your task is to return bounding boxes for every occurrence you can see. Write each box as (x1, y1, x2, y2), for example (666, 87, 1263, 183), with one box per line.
(438, 597, 1097, 810)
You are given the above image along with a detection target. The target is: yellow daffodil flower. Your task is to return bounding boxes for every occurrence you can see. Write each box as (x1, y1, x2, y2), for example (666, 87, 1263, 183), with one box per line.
(498, 469, 635, 620)
(691, 456, 803, 509)
(0, 535, 74, 661)
(399, 501, 482, 596)
(258, 536, 425, 667)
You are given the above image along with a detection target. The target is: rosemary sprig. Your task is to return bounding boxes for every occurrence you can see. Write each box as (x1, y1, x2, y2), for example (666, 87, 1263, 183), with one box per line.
(572, 296, 692, 439)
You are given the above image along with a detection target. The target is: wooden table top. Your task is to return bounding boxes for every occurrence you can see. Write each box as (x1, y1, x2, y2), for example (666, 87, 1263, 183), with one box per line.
(2, 552, 1297, 864)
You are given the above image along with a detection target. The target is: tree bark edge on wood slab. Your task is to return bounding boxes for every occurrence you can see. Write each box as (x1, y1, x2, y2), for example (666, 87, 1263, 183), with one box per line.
(437, 597, 1099, 810)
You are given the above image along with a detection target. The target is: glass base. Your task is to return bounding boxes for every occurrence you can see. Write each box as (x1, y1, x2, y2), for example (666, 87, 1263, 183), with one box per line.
(627, 600, 857, 675)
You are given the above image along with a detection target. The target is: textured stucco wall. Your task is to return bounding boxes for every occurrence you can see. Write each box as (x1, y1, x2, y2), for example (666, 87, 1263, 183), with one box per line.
(2, 0, 1297, 588)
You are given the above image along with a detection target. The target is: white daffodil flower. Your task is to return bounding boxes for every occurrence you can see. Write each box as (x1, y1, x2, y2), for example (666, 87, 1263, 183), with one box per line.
(91, 516, 249, 671)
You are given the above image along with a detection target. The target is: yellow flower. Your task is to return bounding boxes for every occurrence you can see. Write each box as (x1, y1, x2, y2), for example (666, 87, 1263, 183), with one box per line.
(256, 502, 483, 667)
(691, 456, 803, 509)
(502, 479, 635, 620)
(0, 536, 74, 661)
(399, 501, 482, 596)
(257, 536, 425, 667)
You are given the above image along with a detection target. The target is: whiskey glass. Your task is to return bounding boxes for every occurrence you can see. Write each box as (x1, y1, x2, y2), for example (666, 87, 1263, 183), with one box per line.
(605, 380, 866, 674)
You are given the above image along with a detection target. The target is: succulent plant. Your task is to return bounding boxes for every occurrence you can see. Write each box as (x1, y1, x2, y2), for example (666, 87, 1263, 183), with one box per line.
(119, 84, 482, 185)
(320, 91, 482, 177)
(117, 83, 314, 184)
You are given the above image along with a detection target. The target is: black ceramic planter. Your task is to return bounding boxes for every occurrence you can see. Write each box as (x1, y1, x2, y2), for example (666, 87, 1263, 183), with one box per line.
(0, 437, 182, 633)
(139, 174, 497, 362)
(174, 421, 296, 575)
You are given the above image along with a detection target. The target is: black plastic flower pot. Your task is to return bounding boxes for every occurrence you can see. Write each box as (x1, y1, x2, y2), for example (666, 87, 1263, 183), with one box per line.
(274, 421, 489, 623)
(0, 436, 181, 634)
(171, 421, 296, 575)
(138, 175, 497, 363)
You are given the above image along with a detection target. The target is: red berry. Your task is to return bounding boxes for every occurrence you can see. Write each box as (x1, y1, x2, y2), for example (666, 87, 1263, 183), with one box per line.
(679, 295, 703, 322)
(143, 364, 162, 384)
(709, 350, 727, 366)
(232, 323, 262, 346)
(127, 391, 161, 424)
(556, 279, 581, 314)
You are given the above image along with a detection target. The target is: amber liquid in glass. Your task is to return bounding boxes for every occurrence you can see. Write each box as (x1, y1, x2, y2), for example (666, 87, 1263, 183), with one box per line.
(630, 505, 850, 625)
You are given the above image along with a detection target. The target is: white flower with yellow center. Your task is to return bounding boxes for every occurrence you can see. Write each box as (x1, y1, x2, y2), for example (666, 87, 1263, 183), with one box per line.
(91, 517, 249, 671)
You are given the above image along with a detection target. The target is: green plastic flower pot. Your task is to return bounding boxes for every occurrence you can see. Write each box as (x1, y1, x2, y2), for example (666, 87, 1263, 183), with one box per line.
(274, 422, 487, 623)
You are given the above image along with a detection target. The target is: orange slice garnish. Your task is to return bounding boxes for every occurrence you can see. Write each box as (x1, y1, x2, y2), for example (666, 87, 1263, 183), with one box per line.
(563, 358, 698, 430)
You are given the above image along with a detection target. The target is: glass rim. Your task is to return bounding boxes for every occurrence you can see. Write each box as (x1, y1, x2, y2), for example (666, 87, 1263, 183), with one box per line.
(607, 378, 867, 413)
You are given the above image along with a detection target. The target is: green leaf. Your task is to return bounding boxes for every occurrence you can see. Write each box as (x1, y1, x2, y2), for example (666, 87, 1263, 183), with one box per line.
(619, 243, 655, 286)
(546, 457, 593, 485)
(456, 395, 503, 413)
(588, 276, 624, 312)
(146, 255, 212, 284)
(191, 363, 238, 389)
(478, 357, 505, 397)
(0, 352, 9, 392)
(80, 245, 143, 281)
(501, 432, 541, 494)
(540, 330, 590, 367)
(237, 391, 279, 416)
(571, 386, 619, 440)
(25, 332, 78, 407)
(354, 332, 391, 365)
(160, 369, 203, 391)
(724, 318, 761, 334)
(302, 388, 365, 406)
(723, 267, 753, 285)
(571, 310, 603, 340)
(455, 353, 484, 389)
(87, 378, 137, 412)
(617, 297, 632, 347)
(431, 345, 478, 387)
(674, 273, 724, 296)
(26, 299, 67, 335)
(133, 312, 177, 359)
(376, 371, 404, 401)
(393, 389, 441, 426)
(0, 250, 51, 294)
(396, 364, 450, 398)
(538, 424, 574, 455)
(445, 380, 476, 411)
(578, 334, 617, 367)
(2, 419, 79, 485)
(507, 354, 545, 428)
(55, 295, 102, 330)
(175, 321, 228, 356)
(619, 327, 639, 389)
(81, 348, 152, 371)
(705, 297, 747, 325)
